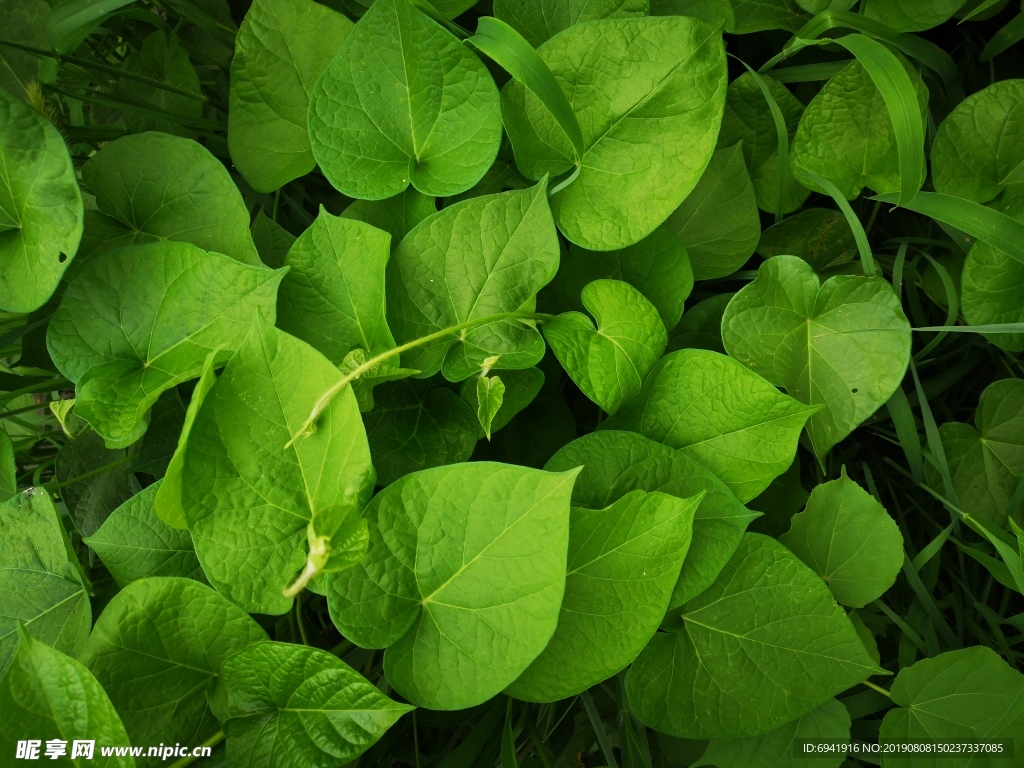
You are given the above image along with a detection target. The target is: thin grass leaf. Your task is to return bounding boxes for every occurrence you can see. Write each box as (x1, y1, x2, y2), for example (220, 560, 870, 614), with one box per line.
(901, 552, 960, 647)
(981, 9, 1024, 62)
(912, 520, 956, 571)
(886, 386, 924, 484)
(913, 252, 958, 359)
(582, 690, 617, 768)
(910, 360, 957, 508)
(794, 170, 876, 276)
(960, 0, 1007, 22)
(44, 0, 138, 54)
(875, 598, 928, 653)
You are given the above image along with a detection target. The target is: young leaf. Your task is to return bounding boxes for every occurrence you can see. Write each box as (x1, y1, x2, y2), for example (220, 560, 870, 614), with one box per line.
(341, 188, 437, 251)
(474, 374, 505, 440)
(0, 627, 133, 766)
(0, 86, 83, 313)
(327, 462, 579, 710)
(501, 16, 727, 250)
(81, 133, 261, 265)
(493, 0, 649, 47)
(183, 314, 375, 614)
(218, 642, 413, 767)
(460, 367, 545, 438)
(229, 0, 354, 193)
(47, 241, 286, 447)
(277, 208, 396, 365)
(879, 646, 1024, 755)
(545, 430, 760, 609)
(543, 225, 693, 330)
(757, 208, 858, 273)
(722, 255, 912, 461)
(506, 489, 702, 703)
(84, 481, 206, 588)
(121, 30, 202, 136)
(308, 0, 502, 200)
(81, 577, 267, 749)
(601, 349, 819, 502)
(664, 142, 761, 280)
(0, 489, 90, 677)
(386, 182, 559, 380)
(693, 699, 851, 768)
(625, 533, 885, 739)
(364, 378, 479, 485)
(932, 79, 1024, 204)
(779, 469, 904, 607)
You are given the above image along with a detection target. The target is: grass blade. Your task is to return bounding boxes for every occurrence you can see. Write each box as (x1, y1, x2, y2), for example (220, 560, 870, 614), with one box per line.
(794, 170, 876, 276)
(45, 0, 137, 53)
(981, 9, 1024, 61)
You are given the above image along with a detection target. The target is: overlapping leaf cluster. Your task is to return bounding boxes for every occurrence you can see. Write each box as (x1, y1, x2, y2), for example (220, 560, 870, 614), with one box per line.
(0, 0, 1023, 766)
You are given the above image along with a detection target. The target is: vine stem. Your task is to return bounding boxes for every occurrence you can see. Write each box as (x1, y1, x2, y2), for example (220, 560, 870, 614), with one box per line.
(863, 680, 892, 698)
(284, 310, 554, 448)
(166, 730, 225, 768)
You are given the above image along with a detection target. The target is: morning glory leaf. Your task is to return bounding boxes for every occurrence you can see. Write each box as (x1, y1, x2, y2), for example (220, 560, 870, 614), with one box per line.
(665, 142, 761, 280)
(54, 429, 136, 536)
(327, 462, 579, 710)
(962, 196, 1024, 352)
(879, 646, 1024, 760)
(757, 208, 858, 273)
(506, 489, 701, 703)
(501, 16, 727, 250)
(543, 280, 667, 414)
(121, 30, 202, 137)
(545, 431, 759, 610)
(341, 188, 437, 251)
(386, 182, 559, 380)
(779, 469, 904, 608)
(277, 208, 395, 365)
(229, 0, 353, 193)
(81, 133, 262, 265)
(183, 314, 375, 615)
(0, 627, 133, 767)
(748, 458, 809, 538)
(929, 378, 1024, 526)
(251, 209, 296, 269)
(543, 226, 693, 330)
(493, 0, 649, 47)
(132, 389, 186, 479)
(47, 241, 286, 447)
(932, 80, 1024, 204)
(0, 86, 83, 313)
(218, 642, 412, 767)
(601, 349, 819, 502)
(666, 293, 731, 355)
(791, 55, 928, 200)
(625, 533, 884, 739)
(308, 0, 502, 200)
(364, 379, 479, 486)
(84, 481, 206, 588)
(0, 489, 90, 677)
(693, 699, 851, 768)
(474, 374, 505, 440)
(722, 255, 912, 461)
(460, 367, 545, 438)
(861, 0, 969, 32)
(81, 577, 267, 749)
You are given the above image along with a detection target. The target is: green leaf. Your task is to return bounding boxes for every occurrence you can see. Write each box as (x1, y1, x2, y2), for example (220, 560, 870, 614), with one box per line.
(218, 641, 412, 767)
(601, 349, 819, 502)
(153, 351, 217, 530)
(44, 0, 136, 54)
(722, 255, 912, 461)
(720, 72, 809, 215)
(493, 0, 649, 47)
(476, 393, 578, 468)
(880, 646, 1024, 763)
(131, 389, 186, 478)
(386, 182, 558, 380)
(501, 16, 727, 250)
(0, 430, 15, 502)
(664, 142, 761, 280)
(80, 132, 261, 265)
(779, 469, 904, 607)
(55, 429, 136, 535)
(861, 0, 968, 32)
(928, 378, 1024, 526)
(507, 489, 702, 703)
(364, 378, 479, 485)
(84, 481, 206, 588)
(308, 0, 502, 199)
(327, 462, 579, 710)
(666, 293, 731, 354)
(341, 188, 437, 251)
(121, 30, 202, 136)
(460, 367, 544, 438)
(82, 577, 267, 748)
(0, 86, 83, 313)
(625, 533, 884, 739)
(932, 80, 1024, 204)
(650, 0, 807, 34)
(693, 699, 851, 768)
(229, 0, 353, 193)
(748, 457, 808, 538)
(0, 489, 90, 677)
(277, 208, 396, 365)
(757, 208, 858, 273)
(543, 279, 667, 414)
(0, 627, 134, 767)
(251, 209, 296, 269)
(791, 54, 927, 200)
(543, 225, 693, 330)
(544, 430, 760, 610)
(47, 241, 286, 447)
(474, 374, 505, 440)
(0, 0, 50, 103)
(183, 314, 375, 614)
